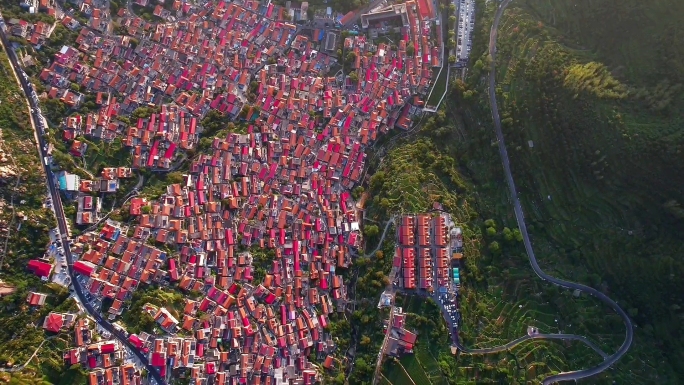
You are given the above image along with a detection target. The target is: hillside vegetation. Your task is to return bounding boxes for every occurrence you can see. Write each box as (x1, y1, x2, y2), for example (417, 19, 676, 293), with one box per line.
(365, 124, 629, 383)
(0, 48, 81, 383)
(446, 0, 684, 382)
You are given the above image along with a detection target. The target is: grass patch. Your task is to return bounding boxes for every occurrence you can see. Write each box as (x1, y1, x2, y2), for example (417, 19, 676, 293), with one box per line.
(400, 354, 432, 385)
(383, 358, 414, 385)
(427, 67, 449, 106)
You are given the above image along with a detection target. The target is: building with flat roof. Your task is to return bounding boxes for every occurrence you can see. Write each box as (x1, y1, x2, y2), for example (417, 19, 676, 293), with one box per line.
(57, 171, 80, 191)
(360, 3, 409, 29)
(324, 31, 337, 51)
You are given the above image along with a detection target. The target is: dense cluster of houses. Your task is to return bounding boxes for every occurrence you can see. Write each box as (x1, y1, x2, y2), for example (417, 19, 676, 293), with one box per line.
(22, 0, 448, 380)
(68, 211, 342, 384)
(394, 214, 453, 292)
(60, 103, 199, 170)
(62, 318, 144, 385)
(32, 305, 143, 383)
(69, 222, 169, 316)
(36, 0, 440, 170)
(127, 280, 335, 384)
(5, 18, 53, 46)
(40, 0, 296, 119)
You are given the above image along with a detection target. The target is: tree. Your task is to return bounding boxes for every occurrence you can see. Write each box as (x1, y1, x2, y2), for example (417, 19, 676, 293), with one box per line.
(166, 171, 184, 184)
(82, 101, 96, 111)
(448, 55, 457, 64)
(449, 15, 456, 25)
(333, 373, 346, 385)
(355, 357, 371, 375)
(512, 229, 523, 242)
(201, 109, 231, 135)
(489, 241, 501, 253)
(352, 186, 365, 200)
(369, 171, 386, 191)
(249, 81, 259, 94)
(364, 224, 379, 237)
(346, 51, 357, 65)
(502, 227, 514, 242)
(348, 71, 359, 83)
(131, 106, 155, 119)
(473, 59, 485, 71)
(406, 43, 415, 57)
(360, 335, 371, 346)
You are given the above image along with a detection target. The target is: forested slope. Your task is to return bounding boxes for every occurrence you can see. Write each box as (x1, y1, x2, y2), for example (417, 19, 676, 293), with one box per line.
(450, 0, 684, 382)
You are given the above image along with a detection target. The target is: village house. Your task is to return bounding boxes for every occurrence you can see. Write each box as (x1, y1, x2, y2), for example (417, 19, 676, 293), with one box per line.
(26, 291, 48, 306)
(43, 312, 76, 333)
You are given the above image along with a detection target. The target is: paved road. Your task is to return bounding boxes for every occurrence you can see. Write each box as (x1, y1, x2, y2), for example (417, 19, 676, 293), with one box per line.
(373, 304, 395, 384)
(468, 0, 634, 383)
(0, 21, 165, 385)
(363, 217, 395, 257)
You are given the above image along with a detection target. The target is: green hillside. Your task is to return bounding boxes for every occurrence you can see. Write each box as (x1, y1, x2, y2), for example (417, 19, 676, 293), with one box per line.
(446, 0, 684, 381)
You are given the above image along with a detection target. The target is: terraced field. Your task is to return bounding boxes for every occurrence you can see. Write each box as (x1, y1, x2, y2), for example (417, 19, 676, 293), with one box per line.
(382, 294, 446, 384)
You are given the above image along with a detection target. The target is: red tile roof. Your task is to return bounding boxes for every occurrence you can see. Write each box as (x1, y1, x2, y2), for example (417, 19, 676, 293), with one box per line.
(43, 313, 64, 333)
(28, 259, 52, 278)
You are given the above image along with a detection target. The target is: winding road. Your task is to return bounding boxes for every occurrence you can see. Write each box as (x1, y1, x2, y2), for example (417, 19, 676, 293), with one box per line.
(0, 19, 166, 385)
(363, 217, 395, 257)
(453, 0, 634, 383)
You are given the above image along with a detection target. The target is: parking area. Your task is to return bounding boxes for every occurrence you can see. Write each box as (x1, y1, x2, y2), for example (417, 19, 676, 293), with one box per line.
(77, 274, 103, 312)
(438, 291, 460, 323)
(49, 237, 71, 287)
(438, 222, 463, 342)
(456, 0, 475, 62)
